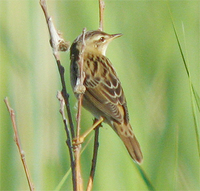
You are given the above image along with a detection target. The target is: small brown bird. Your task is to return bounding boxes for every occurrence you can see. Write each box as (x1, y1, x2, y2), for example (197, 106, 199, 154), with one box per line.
(70, 30, 143, 163)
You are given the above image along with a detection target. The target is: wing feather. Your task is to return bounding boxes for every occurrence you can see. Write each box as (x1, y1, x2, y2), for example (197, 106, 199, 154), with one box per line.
(83, 53, 129, 124)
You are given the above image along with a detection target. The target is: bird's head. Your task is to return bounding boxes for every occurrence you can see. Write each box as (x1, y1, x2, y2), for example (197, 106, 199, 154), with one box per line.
(73, 30, 122, 56)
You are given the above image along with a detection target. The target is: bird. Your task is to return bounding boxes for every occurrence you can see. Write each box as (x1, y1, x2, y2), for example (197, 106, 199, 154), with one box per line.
(70, 30, 143, 164)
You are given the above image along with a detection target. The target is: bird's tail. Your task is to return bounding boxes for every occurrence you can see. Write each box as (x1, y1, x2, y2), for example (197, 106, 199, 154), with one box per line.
(113, 122, 143, 164)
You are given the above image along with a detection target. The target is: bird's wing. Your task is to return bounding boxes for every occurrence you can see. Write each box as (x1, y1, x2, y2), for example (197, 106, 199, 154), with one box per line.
(83, 53, 129, 124)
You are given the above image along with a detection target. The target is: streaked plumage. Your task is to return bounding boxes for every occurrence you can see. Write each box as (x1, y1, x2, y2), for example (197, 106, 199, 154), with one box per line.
(70, 30, 143, 163)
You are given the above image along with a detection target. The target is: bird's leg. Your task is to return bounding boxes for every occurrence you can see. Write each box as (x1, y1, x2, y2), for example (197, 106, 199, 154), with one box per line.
(73, 117, 104, 145)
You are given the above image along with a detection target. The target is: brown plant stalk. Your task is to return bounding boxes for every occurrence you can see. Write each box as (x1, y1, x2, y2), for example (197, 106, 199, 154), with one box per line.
(86, 1, 105, 191)
(73, 28, 87, 191)
(99, 0, 105, 31)
(86, 123, 101, 191)
(4, 97, 35, 191)
(39, 0, 76, 190)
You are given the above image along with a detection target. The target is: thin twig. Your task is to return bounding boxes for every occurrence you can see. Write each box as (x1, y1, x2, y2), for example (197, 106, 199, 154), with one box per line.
(40, 0, 70, 53)
(86, 2, 106, 190)
(4, 97, 35, 191)
(57, 91, 76, 188)
(56, 59, 75, 139)
(55, 134, 94, 191)
(39, 0, 74, 138)
(86, 2, 105, 190)
(99, 0, 105, 31)
(74, 97, 84, 191)
(74, 28, 87, 139)
(73, 28, 87, 191)
(40, 0, 76, 190)
(86, 121, 101, 191)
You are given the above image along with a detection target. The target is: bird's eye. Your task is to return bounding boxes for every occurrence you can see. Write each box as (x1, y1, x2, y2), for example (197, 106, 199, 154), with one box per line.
(99, 37, 105, 42)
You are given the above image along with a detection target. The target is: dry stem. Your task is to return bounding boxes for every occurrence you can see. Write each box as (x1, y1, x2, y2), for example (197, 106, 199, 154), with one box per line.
(4, 97, 35, 191)
(39, 0, 74, 137)
(99, 0, 105, 31)
(40, 0, 76, 190)
(86, 1, 105, 190)
(86, 121, 101, 191)
(73, 28, 87, 191)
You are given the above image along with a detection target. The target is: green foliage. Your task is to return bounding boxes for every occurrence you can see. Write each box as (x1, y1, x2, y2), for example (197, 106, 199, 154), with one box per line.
(0, 0, 199, 190)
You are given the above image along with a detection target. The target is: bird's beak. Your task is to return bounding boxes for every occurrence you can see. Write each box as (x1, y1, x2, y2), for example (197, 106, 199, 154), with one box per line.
(101, 33, 123, 56)
(110, 33, 123, 40)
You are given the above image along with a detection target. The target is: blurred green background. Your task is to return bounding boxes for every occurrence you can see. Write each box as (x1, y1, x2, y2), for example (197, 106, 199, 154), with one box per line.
(0, 0, 199, 190)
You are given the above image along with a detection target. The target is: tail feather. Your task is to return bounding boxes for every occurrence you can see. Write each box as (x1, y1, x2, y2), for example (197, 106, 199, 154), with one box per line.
(113, 122, 143, 164)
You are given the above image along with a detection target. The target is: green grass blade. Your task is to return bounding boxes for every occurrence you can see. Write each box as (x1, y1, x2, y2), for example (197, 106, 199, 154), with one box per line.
(192, 84, 200, 112)
(54, 168, 71, 191)
(135, 165, 155, 191)
(168, 2, 200, 158)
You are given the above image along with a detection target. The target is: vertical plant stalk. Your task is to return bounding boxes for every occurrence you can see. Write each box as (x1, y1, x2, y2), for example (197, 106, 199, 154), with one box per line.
(39, 0, 76, 190)
(4, 97, 35, 191)
(99, 0, 105, 31)
(86, 1, 105, 191)
(39, 0, 74, 137)
(86, 123, 101, 191)
(73, 28, 87, 191)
